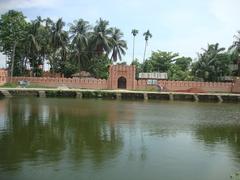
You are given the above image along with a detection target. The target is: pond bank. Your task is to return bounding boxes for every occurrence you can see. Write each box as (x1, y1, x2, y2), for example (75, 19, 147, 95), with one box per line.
(1, 88, 240, 103)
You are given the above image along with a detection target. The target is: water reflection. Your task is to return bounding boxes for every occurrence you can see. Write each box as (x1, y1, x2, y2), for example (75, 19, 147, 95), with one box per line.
(0, 98, 240, 180)
(0, 98, 123, 171)
(195, 125, 240, 162)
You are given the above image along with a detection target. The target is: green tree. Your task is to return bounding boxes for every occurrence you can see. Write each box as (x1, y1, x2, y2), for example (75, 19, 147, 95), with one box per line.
(192, 43, 231, 81)
(69, 19, 91, 74)
(90, 18, 111, 56)
(175, 57, 192, 71)
(145, 50, 179, 72)
(229, 31, 240, 76)
(109, 27, 127, 62)
(0, 10, 28, 79)
(89, 55, 111, 79)
(0, 10, 129, 79)
(142, 59, 154, 72)
(168, 57, 193, 81)
(50, 18, 69, 75)
(62, 61, 78, 78)
(131, 29, 138, 62)
(131, 59, 142, 79)
(143, 30, 152, 62)
(26, 16, 45, 77)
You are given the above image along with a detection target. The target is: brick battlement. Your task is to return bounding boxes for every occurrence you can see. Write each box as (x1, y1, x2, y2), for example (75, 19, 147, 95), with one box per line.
(0, 65, 239, 93)
(10, 77, 108, 89)
(136, 80, 233, 93)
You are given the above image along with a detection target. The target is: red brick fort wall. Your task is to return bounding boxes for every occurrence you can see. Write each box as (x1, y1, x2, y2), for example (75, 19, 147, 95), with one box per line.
(0, 65, 239, 93)
(107, 65, 136, 90)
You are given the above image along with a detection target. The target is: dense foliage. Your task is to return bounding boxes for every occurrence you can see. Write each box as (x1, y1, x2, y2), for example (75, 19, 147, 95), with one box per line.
(132, 51, 193, 81)
(132, 43, 239, 82)
(0, 10, 127, 79)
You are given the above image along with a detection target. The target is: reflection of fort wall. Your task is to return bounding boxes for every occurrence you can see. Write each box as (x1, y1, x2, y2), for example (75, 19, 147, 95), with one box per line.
(106, 101, 135, 126)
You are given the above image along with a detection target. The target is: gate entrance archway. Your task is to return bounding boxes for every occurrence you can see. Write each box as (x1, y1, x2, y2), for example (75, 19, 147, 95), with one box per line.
(108, 65, 136, 90)
(117, 76, 127, 89)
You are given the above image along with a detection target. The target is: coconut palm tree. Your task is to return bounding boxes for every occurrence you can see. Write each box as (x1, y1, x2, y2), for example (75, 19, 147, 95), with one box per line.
(230, 31, 240, 52)
(50, 18, 69, 74)
(90, 18, 111, 56)
(229, 31, 240, 76)
(51, 18, 67, 50)
(69, 19, 91, 73)
(192, 43, 227, 81)
(143, 30, 152, 62)
(131, 29, 138, 62)
(26, 17, 43, 76)
(109, 27, 127, 62)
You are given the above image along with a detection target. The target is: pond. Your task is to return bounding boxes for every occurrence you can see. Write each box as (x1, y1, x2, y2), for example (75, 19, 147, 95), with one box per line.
(0, 97, 240, 180)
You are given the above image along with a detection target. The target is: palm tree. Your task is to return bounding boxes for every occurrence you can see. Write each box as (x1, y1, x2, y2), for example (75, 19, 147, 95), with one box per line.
(69, 19, 91, 73)
(230, 31, 240, 52)
(109, 27, 127, 62)
(131, 29, 138, 62)
(143, 30, 152, 62)
(50, 18, 68, 74)
(51, 18, 66, 50)
(193, 43, 227, 81)
(26, 17, 43, 76)
(90, 18, 111, 56)
(229, 31, 240, 76)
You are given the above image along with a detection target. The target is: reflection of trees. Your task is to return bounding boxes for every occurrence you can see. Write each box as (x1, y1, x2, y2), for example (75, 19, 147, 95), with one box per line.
(0, 98, 123, 170)
(195, 125, 240, 163)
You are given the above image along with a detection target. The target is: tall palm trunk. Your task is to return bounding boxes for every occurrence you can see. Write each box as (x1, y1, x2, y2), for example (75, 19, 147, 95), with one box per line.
(132, 36, 135, 62)
(10, 41, 17, 83)
(143, 40, 147, 63)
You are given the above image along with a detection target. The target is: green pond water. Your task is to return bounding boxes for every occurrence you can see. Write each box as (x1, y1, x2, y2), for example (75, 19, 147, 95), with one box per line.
(0, 97, 240, 180)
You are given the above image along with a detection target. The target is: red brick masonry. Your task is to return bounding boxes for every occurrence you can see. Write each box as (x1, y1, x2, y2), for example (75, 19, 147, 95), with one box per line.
(0, 66, 240, 93)
(0, 69, 7, 86)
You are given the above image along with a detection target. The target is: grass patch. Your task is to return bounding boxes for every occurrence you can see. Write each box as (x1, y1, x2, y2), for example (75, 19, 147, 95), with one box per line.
(0, 82, 54, 89)
(0, 83, 18, 88)
(27, 84, 53, 89)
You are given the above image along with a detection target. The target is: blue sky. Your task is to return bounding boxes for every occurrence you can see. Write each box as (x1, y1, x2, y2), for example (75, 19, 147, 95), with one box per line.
(0, 0, 240, 67)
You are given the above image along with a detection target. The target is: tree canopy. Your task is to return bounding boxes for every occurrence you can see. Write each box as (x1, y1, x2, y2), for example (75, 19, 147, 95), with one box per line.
(0, 11, 127, 78)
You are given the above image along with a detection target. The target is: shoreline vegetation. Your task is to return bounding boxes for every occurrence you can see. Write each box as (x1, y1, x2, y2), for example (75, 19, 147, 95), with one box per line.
(0, 10, 239, 82)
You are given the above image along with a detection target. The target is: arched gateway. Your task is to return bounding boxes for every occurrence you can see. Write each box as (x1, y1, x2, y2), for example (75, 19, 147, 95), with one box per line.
(108, 65, 136, 90)
(117, 76, 127, 89)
